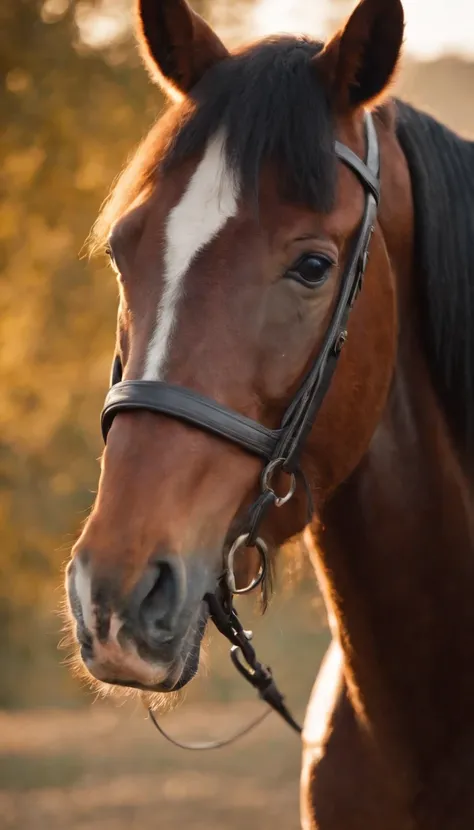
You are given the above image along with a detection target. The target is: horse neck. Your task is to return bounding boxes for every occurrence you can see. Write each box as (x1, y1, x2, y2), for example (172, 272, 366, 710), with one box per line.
(314, 282, 474, 779)
(311, 107, 474, 782)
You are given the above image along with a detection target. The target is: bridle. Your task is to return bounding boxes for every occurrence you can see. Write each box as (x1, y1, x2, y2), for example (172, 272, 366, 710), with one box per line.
(101, 113, 380, 747)
(102, 113, 380, 747)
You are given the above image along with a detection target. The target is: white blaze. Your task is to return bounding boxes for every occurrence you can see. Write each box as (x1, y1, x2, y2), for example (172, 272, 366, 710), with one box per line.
(143, 131, 239, 380)
(74, 560, 94, 633)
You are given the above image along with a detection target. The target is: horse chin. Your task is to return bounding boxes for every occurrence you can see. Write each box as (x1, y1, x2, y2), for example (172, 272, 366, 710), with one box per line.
(147, 598, 210, 693)
(81, 600, 209, 697)
(168, 647, 200, 691)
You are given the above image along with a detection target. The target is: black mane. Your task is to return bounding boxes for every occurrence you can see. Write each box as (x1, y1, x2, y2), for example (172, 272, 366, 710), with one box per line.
(164, 36, 336, 211)
(396, 101, 474, 464)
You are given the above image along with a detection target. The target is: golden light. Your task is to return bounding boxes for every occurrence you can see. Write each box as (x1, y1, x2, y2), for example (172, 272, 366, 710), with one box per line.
(251, 0, 328, 40)
(252, 0, 474, 59)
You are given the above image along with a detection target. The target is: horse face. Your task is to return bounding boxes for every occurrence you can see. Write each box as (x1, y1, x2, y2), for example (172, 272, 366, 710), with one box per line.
(66, 0, 403, 694)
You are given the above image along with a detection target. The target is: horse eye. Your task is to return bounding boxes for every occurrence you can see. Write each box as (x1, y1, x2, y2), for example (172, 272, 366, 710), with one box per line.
(286, 254, 334, 288)
(110, 354, 123, 386)
(105, 244, 117, 267)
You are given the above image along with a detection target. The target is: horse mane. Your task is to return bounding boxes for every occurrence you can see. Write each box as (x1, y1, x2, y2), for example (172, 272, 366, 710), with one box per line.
(164, 36, 335, 209)
(396, 101, 474, 467)
(91, 36, 336, 252)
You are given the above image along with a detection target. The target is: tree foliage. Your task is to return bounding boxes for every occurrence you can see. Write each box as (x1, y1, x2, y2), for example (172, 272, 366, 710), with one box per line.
(0, 0, 163, 705)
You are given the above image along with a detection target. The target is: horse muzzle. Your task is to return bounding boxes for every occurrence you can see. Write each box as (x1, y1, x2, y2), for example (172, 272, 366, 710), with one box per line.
(65, 552, 213, 692)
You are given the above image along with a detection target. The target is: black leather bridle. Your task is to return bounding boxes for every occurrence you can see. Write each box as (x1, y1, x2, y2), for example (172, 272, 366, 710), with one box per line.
(101, 113, 380, 744)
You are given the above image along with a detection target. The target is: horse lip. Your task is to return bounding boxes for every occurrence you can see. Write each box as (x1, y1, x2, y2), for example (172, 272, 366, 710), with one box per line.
(88, 598, 209, 693)
(151, 599, 209, 692)
(80, 640, 94, 663)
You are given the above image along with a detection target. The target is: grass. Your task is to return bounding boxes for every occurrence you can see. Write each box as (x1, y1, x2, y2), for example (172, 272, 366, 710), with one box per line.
(0, 702, 309, 829)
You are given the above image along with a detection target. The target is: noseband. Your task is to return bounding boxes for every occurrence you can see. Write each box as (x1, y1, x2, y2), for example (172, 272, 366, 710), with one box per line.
(101, 114, 380, 742)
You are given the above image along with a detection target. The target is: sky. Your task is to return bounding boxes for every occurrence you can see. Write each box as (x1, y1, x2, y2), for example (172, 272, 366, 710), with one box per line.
(82, 0, 474, 60)
(252, 0, 474, 59)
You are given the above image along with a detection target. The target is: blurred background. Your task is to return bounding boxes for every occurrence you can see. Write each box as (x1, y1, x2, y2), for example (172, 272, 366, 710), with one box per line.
(1, 1, 473, 828)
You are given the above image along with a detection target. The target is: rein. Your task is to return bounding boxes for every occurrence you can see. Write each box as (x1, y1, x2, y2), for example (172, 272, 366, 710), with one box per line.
(102, 113, 380, 750)
(146, 590, 300, 750)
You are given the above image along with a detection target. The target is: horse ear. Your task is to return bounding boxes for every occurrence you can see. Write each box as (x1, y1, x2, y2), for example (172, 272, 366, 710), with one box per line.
(314, 0, 404, 110)
(136, 0, 229, 99)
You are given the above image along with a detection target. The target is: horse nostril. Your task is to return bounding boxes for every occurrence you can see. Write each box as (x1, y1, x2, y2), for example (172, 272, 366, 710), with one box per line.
(137, 557, 186, 642)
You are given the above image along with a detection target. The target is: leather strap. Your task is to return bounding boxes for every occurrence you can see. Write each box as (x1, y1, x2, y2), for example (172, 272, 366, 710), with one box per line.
(276, 115, 379, 470)
(334, 112, 380, 202)
(102, 381, 281, 458)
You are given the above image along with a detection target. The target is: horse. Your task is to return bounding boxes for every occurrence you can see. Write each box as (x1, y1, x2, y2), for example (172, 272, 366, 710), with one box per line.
(65, 0, 474, 826)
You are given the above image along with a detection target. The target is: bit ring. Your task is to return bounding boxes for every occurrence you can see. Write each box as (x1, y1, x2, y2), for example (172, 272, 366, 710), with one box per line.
(226, 534, 268, 595)
(261, 458, 296, 507)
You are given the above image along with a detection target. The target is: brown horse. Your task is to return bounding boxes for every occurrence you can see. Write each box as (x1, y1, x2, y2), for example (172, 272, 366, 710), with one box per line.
(65, 0, 474, 827)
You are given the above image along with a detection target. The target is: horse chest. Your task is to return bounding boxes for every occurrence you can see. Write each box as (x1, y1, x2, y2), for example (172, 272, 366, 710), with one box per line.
(300, 641, 416, 830)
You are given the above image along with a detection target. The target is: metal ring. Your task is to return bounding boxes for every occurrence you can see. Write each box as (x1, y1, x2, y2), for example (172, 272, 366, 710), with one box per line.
(226, 534, 268, 595)
(261, 458, 296, 508)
